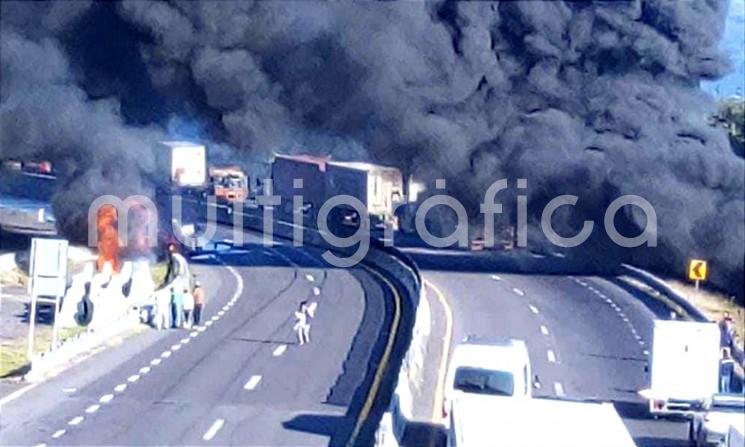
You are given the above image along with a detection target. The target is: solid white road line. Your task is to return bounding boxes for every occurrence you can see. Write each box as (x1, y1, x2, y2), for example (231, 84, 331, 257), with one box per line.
(151, 358, 162, 366)
(554, 382, 565, 397)
(273, 345, 287, 357)
(512, 288, 524, 296)
(127, 375, 140, 383)
(85, 404, 100, 414)
(540, 325, 549, 336)
(202, 419, 225, 441)
(243, 375, 262, 390)
(52, 430, 66, 439)
(114, 384, 127, 393)
(99, 394, 114, 403)
(68, 416, 84, 426)
(547, 350, 556, 363)
(528, 304, 539, 314)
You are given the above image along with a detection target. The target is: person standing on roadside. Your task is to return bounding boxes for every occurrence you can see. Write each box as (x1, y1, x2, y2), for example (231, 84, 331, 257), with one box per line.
(720, 348, 735, 393)
(182, 287, 194, 329)
(193, 281, 205, 326)
(171, 287, 183, 328)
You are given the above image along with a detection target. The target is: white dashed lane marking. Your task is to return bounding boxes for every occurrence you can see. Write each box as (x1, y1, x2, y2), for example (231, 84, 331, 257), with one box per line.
(540, 325, 549, 336)
(305, 274, 315, 282)
(151, 358, 162, 365)
(202, 419, 225, 441)
(554, 382, 565, 397)
(127, 375, 140, 383)
(51, 430, 65, 439)
(490, 274, 501, 281)
(114, 384, 127, 393)
(313, 287, 321, 296)
(85, 404, 100, 414)
(273, 345, 287, 357)
(547, 350, 556, 363)
(68, 416, 84, 426)
(189, 332, 199, 338)
(161, 350, 172, 358)
(205, 321, 214, 327)
(243, 375, 262, 390)
(99, 394, 114, 403)
(139, 366, 151, 374)
(528, 304, 539, 314)
(512, 288, 524, 297)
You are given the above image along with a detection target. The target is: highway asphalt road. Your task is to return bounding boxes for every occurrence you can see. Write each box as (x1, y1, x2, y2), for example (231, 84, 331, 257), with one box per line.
(0, 228, 397, 446)
(421, 264, 693, 447)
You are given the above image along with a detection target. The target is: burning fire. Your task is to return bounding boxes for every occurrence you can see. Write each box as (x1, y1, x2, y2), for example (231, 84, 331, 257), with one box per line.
(96, 205, 121, 273)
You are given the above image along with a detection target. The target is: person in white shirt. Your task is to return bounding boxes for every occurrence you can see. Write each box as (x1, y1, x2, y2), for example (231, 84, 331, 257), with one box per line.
(293, 301, 317, 345)
(182, 287, 195, 329)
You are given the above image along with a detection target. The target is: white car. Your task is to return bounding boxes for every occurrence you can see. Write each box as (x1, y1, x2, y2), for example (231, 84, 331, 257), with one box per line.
(689, 394, 745, 446)
(442, 337, 533, 425)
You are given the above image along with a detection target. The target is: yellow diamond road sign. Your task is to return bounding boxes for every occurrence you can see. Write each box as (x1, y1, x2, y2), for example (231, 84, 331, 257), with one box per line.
(688, 259, 708, 281)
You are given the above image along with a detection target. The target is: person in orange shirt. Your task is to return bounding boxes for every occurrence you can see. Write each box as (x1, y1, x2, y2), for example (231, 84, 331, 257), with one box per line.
(193, 281, 205, 326)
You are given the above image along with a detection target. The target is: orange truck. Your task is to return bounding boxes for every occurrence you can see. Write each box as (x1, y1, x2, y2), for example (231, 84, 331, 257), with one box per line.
(209, 166, 249, 203)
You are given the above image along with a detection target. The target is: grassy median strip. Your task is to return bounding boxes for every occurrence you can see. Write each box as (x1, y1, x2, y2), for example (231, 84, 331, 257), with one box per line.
(0, 325, 87, 378)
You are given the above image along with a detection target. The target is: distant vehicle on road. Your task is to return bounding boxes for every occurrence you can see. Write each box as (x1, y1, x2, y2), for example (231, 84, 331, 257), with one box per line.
(154, 141, 209, 255)
(447, 396, 635, 447)
(689, 393, 745, 447)
(271, 153, 404, 230)
(442, 337, 532, 427)
(642, 320, 721, 417)
(209, 166, 248, 203)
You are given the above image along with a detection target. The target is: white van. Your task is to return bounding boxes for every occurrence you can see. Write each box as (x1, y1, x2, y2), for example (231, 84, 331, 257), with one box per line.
(442, 338, 532, 425)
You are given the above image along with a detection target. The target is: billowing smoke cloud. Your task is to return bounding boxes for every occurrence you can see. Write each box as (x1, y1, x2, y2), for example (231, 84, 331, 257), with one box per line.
(0, 1, 164, 241)
(1, 1, 743, 297)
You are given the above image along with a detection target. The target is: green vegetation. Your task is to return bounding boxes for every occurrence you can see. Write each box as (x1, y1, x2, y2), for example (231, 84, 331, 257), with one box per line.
(713, 97, 745, 156)
(151, 262, 168, 289)
(0, 325, 87, 378)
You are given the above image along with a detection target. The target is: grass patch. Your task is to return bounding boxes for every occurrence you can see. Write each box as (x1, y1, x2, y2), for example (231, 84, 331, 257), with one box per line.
(151, 262, 168, 289)
(0, 266, 27, 288)
(0, 324, 88, 378)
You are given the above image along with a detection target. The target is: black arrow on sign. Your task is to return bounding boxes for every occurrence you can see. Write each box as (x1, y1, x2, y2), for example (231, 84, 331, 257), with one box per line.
(692, 262, 704, 278)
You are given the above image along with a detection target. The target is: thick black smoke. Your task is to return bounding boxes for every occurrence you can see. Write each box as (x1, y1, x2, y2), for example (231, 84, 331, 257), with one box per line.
(1, 1, 743, 297)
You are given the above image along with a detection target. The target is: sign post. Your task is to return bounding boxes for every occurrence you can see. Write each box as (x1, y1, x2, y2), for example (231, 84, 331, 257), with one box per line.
(687, 259, 708, 291)
(27, 238, 68, 359)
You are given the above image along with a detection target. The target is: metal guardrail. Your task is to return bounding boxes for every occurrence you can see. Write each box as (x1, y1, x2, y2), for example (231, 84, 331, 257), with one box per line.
(620, 264, 708, 322)
(621, 264, 745, 367)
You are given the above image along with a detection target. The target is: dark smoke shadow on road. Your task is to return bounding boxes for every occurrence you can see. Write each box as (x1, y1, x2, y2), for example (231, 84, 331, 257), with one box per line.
(405, 248, 622, 277)
(608, 278, 686, 320)
(282, 414, 354, 447)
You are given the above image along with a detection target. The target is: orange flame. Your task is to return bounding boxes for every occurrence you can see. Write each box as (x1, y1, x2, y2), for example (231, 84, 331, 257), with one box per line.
(96, 205, 121, 273)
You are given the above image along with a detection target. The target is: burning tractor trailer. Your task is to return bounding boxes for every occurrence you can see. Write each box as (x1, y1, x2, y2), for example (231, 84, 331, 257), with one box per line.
(152, 141, 209, 255)
(271, 154, 405, 232)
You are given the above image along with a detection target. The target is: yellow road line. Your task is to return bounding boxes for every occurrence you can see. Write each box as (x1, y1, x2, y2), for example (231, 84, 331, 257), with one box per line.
(425, 279, 454, 422)
(346, 266, 402, 447)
